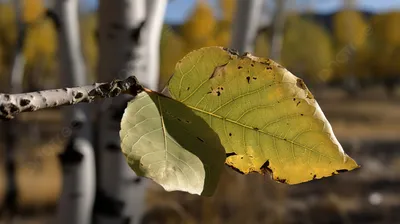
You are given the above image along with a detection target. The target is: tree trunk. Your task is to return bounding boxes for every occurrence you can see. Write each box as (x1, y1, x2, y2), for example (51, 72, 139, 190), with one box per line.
(95, 0, 159, 223)
(54, 1, 96, 224)
(3, 0, 25, 218)
(230, 0, 264, 54)
(269, 0, 287, 62)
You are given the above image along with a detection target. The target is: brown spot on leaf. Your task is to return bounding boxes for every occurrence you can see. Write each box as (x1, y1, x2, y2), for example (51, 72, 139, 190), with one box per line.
(229, 133, 232, 136)
(253, 127, 259, 131)
(187, 87, 190, 90)
(246, 76, 250, 83)
(313, 174, 317, 180)
(301, 113, 304, 116)
(296, 78, 307, 90)
(252, 77, 257, 80)
(296, 101, 300, 106)
(251, 64, 254, 67)
(336, 169, 349, 173)
(225, 152, 237, 158)
(260, 160, 273, 175)
(238, 66, 243, 69)
(276, 178, 287, 184)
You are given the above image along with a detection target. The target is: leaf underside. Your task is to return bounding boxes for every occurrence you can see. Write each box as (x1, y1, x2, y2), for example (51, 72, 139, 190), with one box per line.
(168, 46, 359, 185)
(120, 91, 225, 195)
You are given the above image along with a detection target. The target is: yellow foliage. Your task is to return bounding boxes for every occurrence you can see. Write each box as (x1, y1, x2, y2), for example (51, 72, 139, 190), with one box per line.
(254, 31, 270, 58)
(0, 3, 17, 50)
(332, 10, 371, 78)
(24, 19, 57, 75)
(181, 0, 217, 51)
(160, 25, 186, 89)
(80, 14, 98, 80)
(333, 10, 369, 49)
(282, 16, 334, 83)
(370, 13, 400, 77)
(214, 21, 232, 47)
(23, 0, 45, 23)
(219, 0, 236, 22)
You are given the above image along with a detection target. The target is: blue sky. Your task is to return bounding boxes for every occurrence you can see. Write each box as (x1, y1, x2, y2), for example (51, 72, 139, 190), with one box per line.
(81, 0, 400, 24)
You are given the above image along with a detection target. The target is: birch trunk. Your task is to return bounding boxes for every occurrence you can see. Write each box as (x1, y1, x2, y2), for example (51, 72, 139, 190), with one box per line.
(54, 1, 95, 224)
(95, 1, 150, 223)
(3, 0, 25, 217)
(230, 0, 264, 54)
(269, 0, 287, 62)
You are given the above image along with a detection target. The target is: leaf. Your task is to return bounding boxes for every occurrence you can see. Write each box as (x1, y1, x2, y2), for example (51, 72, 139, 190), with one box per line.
(120, 91, 225, 195)
(168, 46, 359, 185)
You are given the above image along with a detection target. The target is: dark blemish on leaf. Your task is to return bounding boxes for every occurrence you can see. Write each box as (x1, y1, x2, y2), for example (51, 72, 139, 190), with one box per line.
(4, 94, 10, 101)
(246, 76, 250, 83)
(253, 127, 259, 131)
(266, 66, 272, 70)
(221, 87, 224, 90)
(226, 152, 237, 158)
(222, 47, 239, 56)
(226, 164, 245, 174)
(240, 157, 243, 159)
(207, 91, 212, 94)
(301, 113, 304, 116)
(293, 98, 296, 101)
(253, 77, 257, 80)
(296, 101, 300, 106)
(336, 169, 348, 173)
(185, 120, 191, 124)
(251, 64, 254, 67)
(217, 91, 221, 96)
(209, 62, 228, 79)
(187, 87, 190, 90)
(276, 178, 287, 184)
(229, 133, 232, 136)
(177, 118, 182, 122)
(19, 99, 30, 107)
(260, 160, 273, 175)
(197, 137, 204, 143)
(313, 174, 317, 180)
(296, 78, 307, 90)
(238, 66, 243, 70)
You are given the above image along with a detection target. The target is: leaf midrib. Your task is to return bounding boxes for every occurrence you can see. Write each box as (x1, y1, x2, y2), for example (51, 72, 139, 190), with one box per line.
(186, 104, 324, 154)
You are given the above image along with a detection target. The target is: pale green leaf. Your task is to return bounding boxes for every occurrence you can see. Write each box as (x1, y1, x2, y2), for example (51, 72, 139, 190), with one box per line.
(120, 91, 225, 195)
(168, 46, 359, 185)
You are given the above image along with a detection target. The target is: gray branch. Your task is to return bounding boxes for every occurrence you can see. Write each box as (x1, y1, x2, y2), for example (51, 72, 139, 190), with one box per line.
(0, 76, 143, 120)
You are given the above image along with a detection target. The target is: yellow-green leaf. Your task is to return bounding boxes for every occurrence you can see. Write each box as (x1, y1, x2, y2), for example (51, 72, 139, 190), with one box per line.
(120, 91, 225, 195)
(168, 46, 359, 185)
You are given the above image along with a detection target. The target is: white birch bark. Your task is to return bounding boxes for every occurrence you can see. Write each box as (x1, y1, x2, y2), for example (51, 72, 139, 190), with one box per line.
(95, 1, 150, 224)
(230, 0, 264, 54)
(54, 1, 95, 224)
(144, 0, 167, 91)
(0, 76, 142, 120)
(269, 0, 287, 62)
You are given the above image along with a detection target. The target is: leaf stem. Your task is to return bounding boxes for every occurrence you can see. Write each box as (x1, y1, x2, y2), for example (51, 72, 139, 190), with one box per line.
(0, 76, 143, 120)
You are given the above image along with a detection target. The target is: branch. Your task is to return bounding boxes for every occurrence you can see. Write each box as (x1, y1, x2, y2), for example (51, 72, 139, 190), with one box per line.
(0, 76, 143, 120)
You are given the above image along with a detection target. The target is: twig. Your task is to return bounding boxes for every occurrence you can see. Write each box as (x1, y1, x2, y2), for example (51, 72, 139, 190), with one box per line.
(0, 76, 143, 120)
